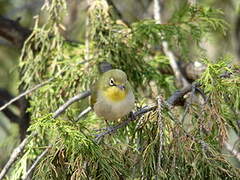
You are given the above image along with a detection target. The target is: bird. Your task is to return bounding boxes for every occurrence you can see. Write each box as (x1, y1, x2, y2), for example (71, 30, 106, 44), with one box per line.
(90, 67, 135, 123)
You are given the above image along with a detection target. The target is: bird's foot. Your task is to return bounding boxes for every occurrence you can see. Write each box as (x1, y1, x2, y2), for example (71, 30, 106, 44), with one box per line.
(129, 111, 136, 121)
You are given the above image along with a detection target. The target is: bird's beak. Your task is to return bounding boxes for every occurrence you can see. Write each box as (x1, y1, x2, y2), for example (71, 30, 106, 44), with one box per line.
(117, 85, 125, 90)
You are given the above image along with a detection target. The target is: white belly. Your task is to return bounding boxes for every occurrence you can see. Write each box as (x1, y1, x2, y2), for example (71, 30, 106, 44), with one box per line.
(94, 92, 135, 121)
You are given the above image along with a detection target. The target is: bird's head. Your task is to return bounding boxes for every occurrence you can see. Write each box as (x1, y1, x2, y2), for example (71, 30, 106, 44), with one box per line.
(99, 69, 131, 102)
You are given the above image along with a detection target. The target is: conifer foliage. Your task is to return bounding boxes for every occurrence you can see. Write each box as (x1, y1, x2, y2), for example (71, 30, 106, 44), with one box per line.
(4, 0, 240, 179)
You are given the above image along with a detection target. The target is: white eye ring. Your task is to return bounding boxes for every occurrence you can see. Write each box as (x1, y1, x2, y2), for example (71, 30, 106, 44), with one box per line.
(109, 78, 115, 86)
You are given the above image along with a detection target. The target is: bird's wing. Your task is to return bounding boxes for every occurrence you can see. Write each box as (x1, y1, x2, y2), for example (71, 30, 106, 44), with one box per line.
(98, 61, 113, 73)
(90, 82, 98, 108)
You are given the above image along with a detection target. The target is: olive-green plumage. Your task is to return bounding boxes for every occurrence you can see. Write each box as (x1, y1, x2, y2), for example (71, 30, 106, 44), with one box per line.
(90, 69, 135, 121)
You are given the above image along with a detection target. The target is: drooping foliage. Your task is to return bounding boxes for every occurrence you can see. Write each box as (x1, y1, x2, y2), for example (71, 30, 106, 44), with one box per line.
(9, 0, 240, 179)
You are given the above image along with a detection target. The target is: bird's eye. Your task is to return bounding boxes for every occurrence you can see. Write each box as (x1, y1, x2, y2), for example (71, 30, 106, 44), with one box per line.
(109, 78, 116, 86)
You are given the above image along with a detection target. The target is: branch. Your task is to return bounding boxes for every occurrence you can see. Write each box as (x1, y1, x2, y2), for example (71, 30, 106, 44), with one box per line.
(223, 141, 240, 162)
(21, 145, 51, 180)
(76, 106, 92, 121)
(153, 0, 190, 88)
(0, 78, 54, 112)
(53, 90, 91, 118)
(157, 96, 164, 171)
(0, 132, 37, 180)
(0, 89, 17, 106)
(167, 85, 192, 106)
(0, 90, 91, 178)
(95, 105, 157, 140)
(95, 83, 202, 139)
(0, 89, 31, 139)
(0, 16, 31, 48)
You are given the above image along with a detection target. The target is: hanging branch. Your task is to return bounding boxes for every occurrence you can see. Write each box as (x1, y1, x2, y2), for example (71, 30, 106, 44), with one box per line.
(18, 91, 91, 178)
(153, 0, 190, 88)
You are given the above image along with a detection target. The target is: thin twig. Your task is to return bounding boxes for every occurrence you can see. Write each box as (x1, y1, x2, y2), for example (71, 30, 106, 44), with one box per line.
(0, 132, 37, 180)
(153, 0, 190, 88)
(53, 90, 91, 118)
(223, 141, 240, 162)
(21, 145, 51, 180)
(95, 105, 157, 140)
(76, 106, 92, 121)
(167, 85, 192, 106)
(180, 83, 196, 124)
(0, 78, 54, 112)
(157, 95, 164, 172)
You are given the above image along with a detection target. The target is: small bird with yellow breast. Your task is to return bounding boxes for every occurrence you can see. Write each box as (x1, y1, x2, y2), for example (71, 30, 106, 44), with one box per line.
(90, 65, 135, 123)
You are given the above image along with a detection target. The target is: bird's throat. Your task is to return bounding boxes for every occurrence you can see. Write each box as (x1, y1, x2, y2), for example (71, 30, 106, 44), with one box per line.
(104, 86, 127, 102)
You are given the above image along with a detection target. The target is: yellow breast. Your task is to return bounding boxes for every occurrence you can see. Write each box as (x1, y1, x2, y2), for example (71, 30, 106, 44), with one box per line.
(104, 86, 127, 102)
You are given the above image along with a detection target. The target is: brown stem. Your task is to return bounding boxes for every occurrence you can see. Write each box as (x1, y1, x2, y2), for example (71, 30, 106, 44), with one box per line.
(0, 16, 31, 48)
